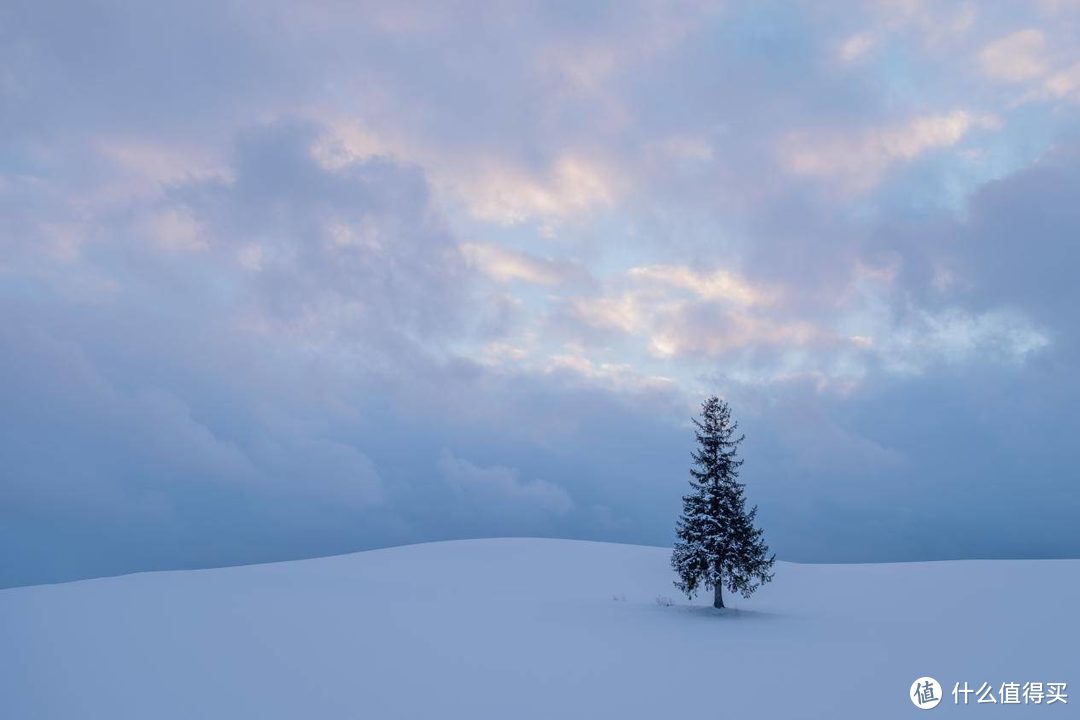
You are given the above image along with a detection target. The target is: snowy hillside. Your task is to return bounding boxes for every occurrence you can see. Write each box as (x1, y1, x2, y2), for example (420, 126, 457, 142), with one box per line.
(2, 539, 1077, 719)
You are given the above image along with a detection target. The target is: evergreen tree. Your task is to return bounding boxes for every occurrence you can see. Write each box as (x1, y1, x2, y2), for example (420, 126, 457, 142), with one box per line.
(672, 396, 775, 608)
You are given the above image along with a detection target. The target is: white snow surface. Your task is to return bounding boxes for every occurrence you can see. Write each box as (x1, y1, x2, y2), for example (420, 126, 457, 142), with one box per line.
(2, 538, 1077, 719)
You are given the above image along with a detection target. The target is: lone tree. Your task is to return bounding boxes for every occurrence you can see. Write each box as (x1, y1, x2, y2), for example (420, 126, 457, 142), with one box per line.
(672, 396, 775, 608)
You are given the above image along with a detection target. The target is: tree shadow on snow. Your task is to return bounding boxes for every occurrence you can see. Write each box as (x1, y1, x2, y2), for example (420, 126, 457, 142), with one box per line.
(673, 605, 785, 622)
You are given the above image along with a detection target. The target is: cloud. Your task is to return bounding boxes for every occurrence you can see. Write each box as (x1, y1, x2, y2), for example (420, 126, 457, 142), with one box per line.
(439, 450, 574, 517)
(646, 309, 828, 361)
(313, 120, 623, 226)
(867, 307, 1050, 374)
(461, 242, 593, 287)
(837, 32, 876, 63)
(543, 354, 675, 394)
(865, 0, 978, 46)
(458, 154, 621, 225)
(557, 236, 1052, 389)
(979, 29, 1049, 82)
(949, 144, 1080, 333)
(627, 265, 779, 307)
(779, 111, 993, 192)
(4, 0, 1080, 585)
(973, 27, 1080, 105)
(566, 264, 779, 345)
(0, 306, 391, 585)
(559, 269, 781, 369)
(1043, 61, 1080, 100)
(171, 122, 469, 346)
(138, 207, 207, 253)
(0, 120, 471, 584)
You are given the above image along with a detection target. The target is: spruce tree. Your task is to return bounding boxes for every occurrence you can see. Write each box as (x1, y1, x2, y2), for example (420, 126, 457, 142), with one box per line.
(672, 396, 775, 608)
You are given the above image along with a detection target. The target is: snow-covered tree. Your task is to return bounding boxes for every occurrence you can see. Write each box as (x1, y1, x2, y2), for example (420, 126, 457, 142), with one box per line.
(672, 396, 775, 608)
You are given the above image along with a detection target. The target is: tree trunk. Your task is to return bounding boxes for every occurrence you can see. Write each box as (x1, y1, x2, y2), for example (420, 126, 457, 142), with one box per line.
(713, 581, 724, 609)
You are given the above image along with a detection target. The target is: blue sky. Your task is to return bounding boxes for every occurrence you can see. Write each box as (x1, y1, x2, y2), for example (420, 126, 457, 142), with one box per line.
(3, 0, 1079, 586)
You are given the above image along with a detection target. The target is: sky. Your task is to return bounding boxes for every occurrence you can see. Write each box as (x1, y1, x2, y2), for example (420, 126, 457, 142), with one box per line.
(2, 0, 1079, 587)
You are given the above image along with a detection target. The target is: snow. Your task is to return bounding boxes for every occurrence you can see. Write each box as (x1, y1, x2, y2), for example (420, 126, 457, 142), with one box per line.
(2, 538, 1077, 718)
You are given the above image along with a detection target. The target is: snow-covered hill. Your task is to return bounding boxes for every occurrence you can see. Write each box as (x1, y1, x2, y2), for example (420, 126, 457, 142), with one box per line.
(2, 539, 1076, 718)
